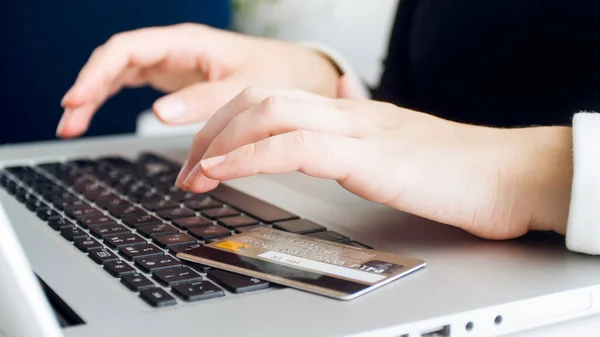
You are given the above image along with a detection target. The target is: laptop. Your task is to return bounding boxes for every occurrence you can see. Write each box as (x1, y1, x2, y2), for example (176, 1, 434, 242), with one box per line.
(0, 133, 599, 337)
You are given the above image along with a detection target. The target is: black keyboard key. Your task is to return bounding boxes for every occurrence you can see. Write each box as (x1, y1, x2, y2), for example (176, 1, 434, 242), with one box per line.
(207, 269, 269, 294)
(104, 233, 147, 249)
(134, 255, 181, 273)
(48, 218, 75, 231)
(103, 260, 137, 277)
(154, 174, 178, 187)
(201, 207, 239, 219)
(273, 219, 326, 234)
(345, 241, 374, 250)
(17, 192, 35, 204)
(76, 214, 116, 229)
(153, 233, 196, 248)
(184, 197, 222, 211)
(65, 207, 101, 219)
(130, 181, 152, 191)
(66, 158, 95, 170)
(95, 195, 129, 209)
(153, 267, 202, 286)
(32, 183, 63, 195)
(14, 186, 26, 196)
(218, 215, 259, 229)
(108, 205, 145, 218)
(5, 181, 17, 195)
(44, 190, 76, 203)
(73, 181, 103, 195)
(84, 189, 113, 202)
(121, 273, 155, 291)
(36, 208, 61, 221)
(210, 184, 298, 223)
(139, 288, 177, 307)
(129, 191, 162, 204)
(89, 249, 119, 264)
(36, 162, 63, 172)
(119, 244, 163, 260)
(188, 225, 231, 240)
(122, 213, 161, 228)
(63, 201, 92, 211)
(4, 165, 31, 178)
(234, 225, 271, 234)
(156, 207, 195, 220)
(124, 183, 151, 196)
(97, 156, 136, 169)
(26, 199, 47, 212)
(169, 191, 203, 203)
(53, 198, 87, 211)
(89, 223, 130, 238)
(172, 281, 224, 302)
(172, 216, 213, 230)
(137, 223, 179, 238)
(73, 237, 103, 252)
(305, 231, 349, 243)
(60, 227, 88, 241)
(168, 243, 203, 256)
(0, 172, 7, 187)
(138, 152, 179, 165)
(15, 190, 31, 203)
(159, 185, 181, 196)
(142, 199, 179, 211)
(182, 261, 211, 273)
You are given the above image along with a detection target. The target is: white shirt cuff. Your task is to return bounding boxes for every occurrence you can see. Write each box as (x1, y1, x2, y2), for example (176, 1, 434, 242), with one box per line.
(566, 112, 600, 255)
(300, 41, 371, 99)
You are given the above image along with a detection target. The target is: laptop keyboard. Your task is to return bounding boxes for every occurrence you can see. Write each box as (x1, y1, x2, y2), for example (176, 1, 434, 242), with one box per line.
(0, 153, 373, 307)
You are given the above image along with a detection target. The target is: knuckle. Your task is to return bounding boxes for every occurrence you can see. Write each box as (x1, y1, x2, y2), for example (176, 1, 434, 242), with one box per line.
(239, 85, 266, 104)
(291, 130, 316, 149)
(240, 142, 257, 158)
(260, 95, 288, 117)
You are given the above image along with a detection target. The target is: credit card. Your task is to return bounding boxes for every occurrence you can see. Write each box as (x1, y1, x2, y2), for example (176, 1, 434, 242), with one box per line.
(177, 227, 425, 300)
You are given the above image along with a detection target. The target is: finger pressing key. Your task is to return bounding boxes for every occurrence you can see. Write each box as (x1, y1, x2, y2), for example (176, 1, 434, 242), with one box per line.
(189, 131, 358, 192)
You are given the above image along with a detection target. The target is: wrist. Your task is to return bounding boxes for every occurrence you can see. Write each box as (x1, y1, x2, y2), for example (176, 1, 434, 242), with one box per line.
(516, 127, 573, 235)
(298, 41, 370, 99)
(293, 43, 341, 98)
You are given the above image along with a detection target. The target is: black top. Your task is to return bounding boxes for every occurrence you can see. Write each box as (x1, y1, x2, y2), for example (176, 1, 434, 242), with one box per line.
(373, 0, 600, 127)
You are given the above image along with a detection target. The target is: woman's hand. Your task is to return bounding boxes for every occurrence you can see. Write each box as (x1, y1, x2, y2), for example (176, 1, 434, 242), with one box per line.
(58, 23, 340, 138)
(177, 86, 573, 240)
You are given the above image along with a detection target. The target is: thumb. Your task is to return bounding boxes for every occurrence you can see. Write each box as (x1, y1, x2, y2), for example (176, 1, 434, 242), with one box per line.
(337, 74, 368, 100)
(152, 79, 249, 124)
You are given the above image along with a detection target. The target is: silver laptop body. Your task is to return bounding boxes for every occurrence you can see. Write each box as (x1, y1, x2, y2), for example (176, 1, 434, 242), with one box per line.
(1, 134, 598, 337)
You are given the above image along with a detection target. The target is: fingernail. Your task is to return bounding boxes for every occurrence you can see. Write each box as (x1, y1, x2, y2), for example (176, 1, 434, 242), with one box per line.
(182, 155, 226, 188)
(182, 161, 204, 188)
(200, 155, 227, 170)
(56, 109, 70, 136)
(175, 159, 190, 186)
(155, 96, 187, 121)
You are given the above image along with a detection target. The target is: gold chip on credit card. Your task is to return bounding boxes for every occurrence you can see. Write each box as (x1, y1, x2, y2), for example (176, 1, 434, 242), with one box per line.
(177, 227, 426, 300)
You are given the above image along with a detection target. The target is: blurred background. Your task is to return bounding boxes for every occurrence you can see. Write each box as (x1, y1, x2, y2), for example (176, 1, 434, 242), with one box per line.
(0, 0, 397, 144)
